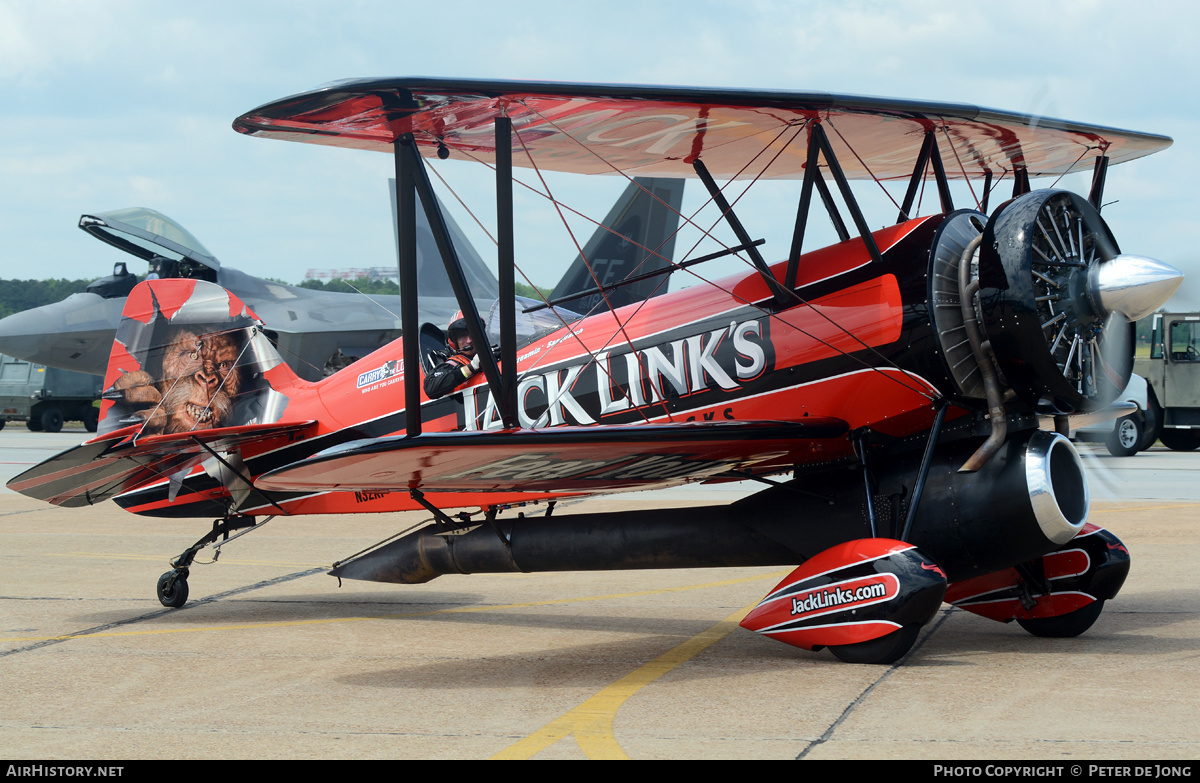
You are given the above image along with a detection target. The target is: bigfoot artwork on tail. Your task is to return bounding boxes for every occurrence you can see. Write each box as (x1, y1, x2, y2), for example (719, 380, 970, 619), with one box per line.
(100, 280, 287, 436)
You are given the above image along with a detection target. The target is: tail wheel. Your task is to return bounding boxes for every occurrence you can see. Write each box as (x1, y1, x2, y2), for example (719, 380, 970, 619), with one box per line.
(979, 190, 1131, 412)
(1017, 599, 1104, 638)
(828, 624, 921, 665)
(156, 570, 189, 608)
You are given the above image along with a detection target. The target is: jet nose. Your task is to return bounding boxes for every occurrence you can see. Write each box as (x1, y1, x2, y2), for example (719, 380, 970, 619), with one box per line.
(0, 293, 123, 376)
(0, 308, 52, 360)
(1090, 254, 1184, 322)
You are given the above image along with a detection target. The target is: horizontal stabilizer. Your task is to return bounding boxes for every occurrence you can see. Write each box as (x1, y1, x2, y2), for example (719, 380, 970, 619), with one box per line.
(7, 420, 315, 507)
(255, 419, 848, 494)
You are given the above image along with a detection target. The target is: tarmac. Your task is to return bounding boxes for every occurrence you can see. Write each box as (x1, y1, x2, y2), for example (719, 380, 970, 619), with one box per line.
(0, 429, 1197, 761)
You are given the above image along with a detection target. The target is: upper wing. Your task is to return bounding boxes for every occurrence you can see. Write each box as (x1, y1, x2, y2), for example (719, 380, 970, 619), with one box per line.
(254, 419, 848, 494)
(233, 78, 1171, 180)
(7, 421, 315, 507)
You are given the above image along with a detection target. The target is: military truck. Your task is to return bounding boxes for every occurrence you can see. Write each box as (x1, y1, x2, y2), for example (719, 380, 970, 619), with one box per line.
(1133, 312, 1200, 450)
(0, 354, 102, 432)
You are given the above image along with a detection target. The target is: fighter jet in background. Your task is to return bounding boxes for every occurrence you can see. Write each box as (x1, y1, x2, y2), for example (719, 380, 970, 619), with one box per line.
(0, 178, 684, 381)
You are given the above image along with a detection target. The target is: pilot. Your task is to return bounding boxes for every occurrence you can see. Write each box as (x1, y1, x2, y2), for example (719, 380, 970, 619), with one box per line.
(423, 311, 487, 399)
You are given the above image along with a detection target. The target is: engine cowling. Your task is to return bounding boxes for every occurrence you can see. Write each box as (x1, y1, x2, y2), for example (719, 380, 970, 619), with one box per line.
(928, 190, 1181, 414)
(978, 190, 1129, 411)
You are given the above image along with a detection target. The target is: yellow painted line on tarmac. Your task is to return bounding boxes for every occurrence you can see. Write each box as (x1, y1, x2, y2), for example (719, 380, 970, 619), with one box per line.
(0, 570, 787, 644)
(491, 599, 763, 760)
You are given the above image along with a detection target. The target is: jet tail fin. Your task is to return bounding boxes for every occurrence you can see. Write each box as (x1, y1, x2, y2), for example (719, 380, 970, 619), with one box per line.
(548, 177, 685, 314)
(98, 279, 297, 438)
(389, 180, 500, 302)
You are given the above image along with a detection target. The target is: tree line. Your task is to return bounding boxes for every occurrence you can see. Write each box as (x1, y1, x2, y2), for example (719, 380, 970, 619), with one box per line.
(0, 279, 93, 319)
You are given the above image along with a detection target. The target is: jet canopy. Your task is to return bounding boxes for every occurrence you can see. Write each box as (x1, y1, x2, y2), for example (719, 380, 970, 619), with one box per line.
(79, 207, 221, 278)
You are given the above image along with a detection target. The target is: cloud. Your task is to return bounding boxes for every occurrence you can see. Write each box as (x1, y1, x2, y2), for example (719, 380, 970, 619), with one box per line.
(0, 1, 1195, 289)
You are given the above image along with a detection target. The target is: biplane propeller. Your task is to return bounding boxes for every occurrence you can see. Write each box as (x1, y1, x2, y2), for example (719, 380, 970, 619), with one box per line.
(9, 78, 1183, 665)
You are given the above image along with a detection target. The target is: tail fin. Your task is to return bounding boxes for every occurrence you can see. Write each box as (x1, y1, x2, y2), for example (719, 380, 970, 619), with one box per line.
(548, 177, 685, 314)
(8, 279, 312, 507)
(100, 279, 295, 437)
(389, 179, 500, 301)
(387, 176, 682, 317)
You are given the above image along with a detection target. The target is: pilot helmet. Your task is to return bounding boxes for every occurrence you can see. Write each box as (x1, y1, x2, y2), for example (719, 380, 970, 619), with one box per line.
(446, 310, 475, 349)
(446, 310, 467, 337)
(446, 310, 488, 353)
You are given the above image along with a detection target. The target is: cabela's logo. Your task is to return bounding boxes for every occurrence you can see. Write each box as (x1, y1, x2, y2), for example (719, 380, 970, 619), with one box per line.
(461, 318, 770, 430)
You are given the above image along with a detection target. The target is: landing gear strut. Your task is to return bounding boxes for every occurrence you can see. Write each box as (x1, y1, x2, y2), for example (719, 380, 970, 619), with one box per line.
(155, 515, 261, 608)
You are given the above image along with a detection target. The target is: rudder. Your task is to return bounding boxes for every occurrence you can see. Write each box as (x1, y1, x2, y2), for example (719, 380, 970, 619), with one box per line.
(100, 279, 295, 436)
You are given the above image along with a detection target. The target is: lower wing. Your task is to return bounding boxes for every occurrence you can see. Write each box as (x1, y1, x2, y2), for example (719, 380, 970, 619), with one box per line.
(255, 419, 849, 495)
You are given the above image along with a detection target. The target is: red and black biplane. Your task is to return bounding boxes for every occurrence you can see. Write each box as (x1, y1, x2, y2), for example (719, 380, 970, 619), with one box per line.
(10, 79, 1183, 664)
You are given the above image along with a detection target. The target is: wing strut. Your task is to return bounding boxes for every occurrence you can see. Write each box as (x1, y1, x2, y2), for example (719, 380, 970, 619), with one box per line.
(394, 131, 518, 431)
(897, 131, 934, 222)
(495, 116, 518, 427)
(782, 122, 885, 292)
(396, 134, 422, 437)
(899, 400, 948, 542)
(928, 131, 955, 214)
(691, 158, 789, 305)
(1088, 155, 1109, 210)
(1012, 166, 1032, 198)
(896, 130, 955, 223)
(784, 122, 824, 290)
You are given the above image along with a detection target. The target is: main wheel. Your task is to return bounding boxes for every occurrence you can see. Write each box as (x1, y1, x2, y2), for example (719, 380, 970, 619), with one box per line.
(40, 406, 63, 434)
(1017, 599, 1104, 638)
(156, 571, 189, 608)
(1159, 428, 1200, 451)
(828, 624, 921, 665)
(1106, 415, 1142, 456)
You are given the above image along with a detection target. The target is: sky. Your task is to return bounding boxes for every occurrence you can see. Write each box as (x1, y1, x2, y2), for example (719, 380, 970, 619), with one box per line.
(2, 0, 1198, 305)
